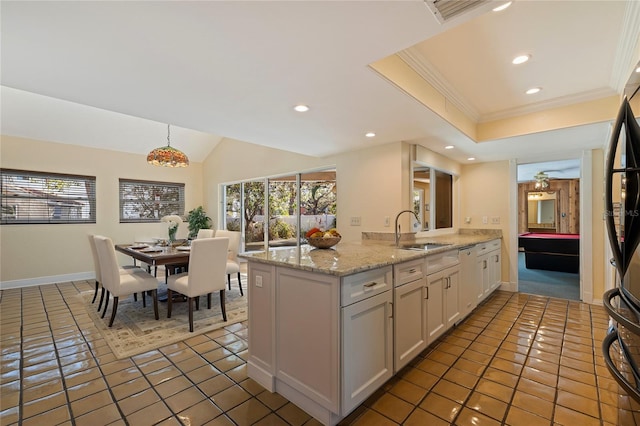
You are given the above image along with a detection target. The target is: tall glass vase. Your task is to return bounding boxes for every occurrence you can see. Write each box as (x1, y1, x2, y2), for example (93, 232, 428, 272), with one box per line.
(168, 226, 177, 244)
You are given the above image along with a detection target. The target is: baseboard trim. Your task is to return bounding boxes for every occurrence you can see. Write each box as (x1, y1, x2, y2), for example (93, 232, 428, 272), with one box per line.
(0, 272, 94, 290)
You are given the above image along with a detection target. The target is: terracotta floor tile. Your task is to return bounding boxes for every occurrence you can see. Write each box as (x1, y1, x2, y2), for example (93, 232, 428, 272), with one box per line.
(178, 398, 224, 426)
(556, 389, 599, 418)
(349, 408, 398, 426)
(553, 405, 601, 426)
(211, 384, 252, 412)
(165, 386, 207, 413)
(475, 378, 514, 403)
(117, 388, 162, 416)
(465, 391, 508, 421)
(510, 390, 553, 419)
(124, 400, 172, 426)
(419, 392, 461, 423)
(370, 392, 414, 424)
(388, 379, 428, 405)
(455, 407, 502, 425)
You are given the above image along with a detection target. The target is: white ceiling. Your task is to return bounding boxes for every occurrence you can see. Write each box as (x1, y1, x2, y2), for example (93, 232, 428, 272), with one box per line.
(2, 1, 640, 172)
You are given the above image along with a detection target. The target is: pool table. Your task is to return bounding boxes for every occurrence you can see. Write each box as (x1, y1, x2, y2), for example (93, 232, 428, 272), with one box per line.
(518, 232, 580, 274)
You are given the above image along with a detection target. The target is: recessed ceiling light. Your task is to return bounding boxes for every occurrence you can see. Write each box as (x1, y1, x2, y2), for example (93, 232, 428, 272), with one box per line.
(526, 87, 541, 95)
(445, 145, 454, 150)
(293, 105, 309, 112)
(365, 132, 376, 138)
(467, 157, 476, 161)
(493, 2, 512, 12)
(512, 55, 530, 65)
(636, 65, 640, 73)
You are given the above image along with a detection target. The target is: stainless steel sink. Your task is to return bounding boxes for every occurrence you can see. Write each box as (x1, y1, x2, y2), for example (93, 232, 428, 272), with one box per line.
(400, 243, 452, 251)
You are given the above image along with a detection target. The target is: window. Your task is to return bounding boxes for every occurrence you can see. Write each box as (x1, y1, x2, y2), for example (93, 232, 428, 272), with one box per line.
(119, 179, 185, 222)
(222, 168, 336, 251)
(1, 169, 96, 224)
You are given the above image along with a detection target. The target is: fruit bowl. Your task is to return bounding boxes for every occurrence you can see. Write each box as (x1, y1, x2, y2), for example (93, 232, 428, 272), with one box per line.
(307, 236, 341, 249)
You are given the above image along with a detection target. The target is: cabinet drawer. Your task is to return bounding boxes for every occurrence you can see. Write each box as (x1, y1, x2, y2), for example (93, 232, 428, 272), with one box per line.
(341, 266, 392, 307)
(426, 250, 459, 275)
(394, 258, 426, 287)
(487, 239, 501, 251)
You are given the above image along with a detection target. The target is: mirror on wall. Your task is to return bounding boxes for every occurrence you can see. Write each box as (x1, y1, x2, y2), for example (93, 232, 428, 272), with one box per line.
(412, 164, 453, 231)
(527, 191, 557, 231)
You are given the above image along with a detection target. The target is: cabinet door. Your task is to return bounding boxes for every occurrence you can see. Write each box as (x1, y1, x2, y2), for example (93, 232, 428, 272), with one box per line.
(476, 254, 489, 303)
(489, 250, 501, 292)
(394, 278, 427, 373)
(444, 267, 460, 329)
(342, 290, 393, 414)
(426, 271, 445, 344)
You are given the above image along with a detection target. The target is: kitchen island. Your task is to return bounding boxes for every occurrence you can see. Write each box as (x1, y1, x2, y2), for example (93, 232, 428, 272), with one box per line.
(239, 231, 501, 425)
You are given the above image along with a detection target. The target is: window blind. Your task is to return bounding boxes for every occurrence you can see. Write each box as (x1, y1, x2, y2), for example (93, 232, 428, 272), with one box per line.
(1, 169, 96, 224)
(119, 179, 185, 222)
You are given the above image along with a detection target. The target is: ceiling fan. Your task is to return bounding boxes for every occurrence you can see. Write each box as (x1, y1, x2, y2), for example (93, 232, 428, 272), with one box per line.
(534, 171, 550, 190)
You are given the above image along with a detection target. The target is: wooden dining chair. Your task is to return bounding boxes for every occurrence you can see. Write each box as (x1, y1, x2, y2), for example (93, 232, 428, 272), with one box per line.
(93, 235, 160, 327)
(215, 230, 243, 296)
(88, 234, 140, 312)
(167, 237, 229, 332)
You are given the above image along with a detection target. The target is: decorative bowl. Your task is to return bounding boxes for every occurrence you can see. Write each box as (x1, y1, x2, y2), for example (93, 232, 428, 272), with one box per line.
(307, 236, 341, 249)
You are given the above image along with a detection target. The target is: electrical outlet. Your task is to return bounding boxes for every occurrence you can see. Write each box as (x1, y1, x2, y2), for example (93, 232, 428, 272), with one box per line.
(491, 216, 500, 224)
(464, 217, 471, 224)
(384, 216, 390, 227)
(350, 216, 361, 226)
(255, 275, 263, 288)
(482, 216, 488, 224)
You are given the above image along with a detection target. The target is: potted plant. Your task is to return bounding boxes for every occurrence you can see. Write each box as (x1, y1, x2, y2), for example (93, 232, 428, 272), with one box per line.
(186, 206, 212, 239)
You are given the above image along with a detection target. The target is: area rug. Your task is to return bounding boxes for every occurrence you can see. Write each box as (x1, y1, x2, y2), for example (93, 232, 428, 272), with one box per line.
(79, 276, 247, 359)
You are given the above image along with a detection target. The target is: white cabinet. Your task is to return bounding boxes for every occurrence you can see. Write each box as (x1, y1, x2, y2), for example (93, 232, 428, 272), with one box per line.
(487, 240, 502, 292)
(458, 246, 477, 320)
(393, 259, 427, 373)
(476, 240, 501, 303)
(426, 265, 460, 343)
(426, 250, 460, 344)
(341, 267, 393, 415)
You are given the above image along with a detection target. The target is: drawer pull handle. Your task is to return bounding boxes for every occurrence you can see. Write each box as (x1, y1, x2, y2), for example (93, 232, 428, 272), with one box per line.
(408, 268, 417, 274)
(363, 281, 377, 288)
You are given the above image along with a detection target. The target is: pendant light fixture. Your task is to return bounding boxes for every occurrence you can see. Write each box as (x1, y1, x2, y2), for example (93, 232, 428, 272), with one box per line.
(147, 124, 189, 167)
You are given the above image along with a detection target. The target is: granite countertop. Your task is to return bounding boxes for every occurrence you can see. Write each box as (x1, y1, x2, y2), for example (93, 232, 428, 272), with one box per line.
(239, 230, 501, 277)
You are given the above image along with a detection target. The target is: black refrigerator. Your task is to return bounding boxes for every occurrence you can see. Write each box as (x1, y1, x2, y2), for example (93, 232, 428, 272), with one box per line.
(603, 95, 640, 403)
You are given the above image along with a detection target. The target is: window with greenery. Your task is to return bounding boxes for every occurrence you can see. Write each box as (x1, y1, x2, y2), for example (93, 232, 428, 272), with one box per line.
(223, 169, 336, 251)
(1, 169, 96, 224)
(119, 179, 185, 222)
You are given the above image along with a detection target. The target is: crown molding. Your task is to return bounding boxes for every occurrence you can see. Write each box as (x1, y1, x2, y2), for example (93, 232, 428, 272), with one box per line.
(397, 48, 481, 121)
(610, 0, 640, 93)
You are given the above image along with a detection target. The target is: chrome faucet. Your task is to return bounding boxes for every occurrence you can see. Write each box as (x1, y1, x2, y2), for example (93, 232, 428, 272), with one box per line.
(395, 209, 419, 247)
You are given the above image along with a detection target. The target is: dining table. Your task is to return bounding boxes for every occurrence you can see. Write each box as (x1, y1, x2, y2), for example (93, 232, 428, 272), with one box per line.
(115, 242, 192, 301)
(115, 242, 191, 269)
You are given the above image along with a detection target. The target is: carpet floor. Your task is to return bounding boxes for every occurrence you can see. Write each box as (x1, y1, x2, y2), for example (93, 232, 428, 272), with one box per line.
(518, 252, 580, 300)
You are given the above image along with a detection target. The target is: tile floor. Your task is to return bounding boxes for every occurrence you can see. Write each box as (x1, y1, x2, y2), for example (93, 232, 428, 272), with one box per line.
(1, 281, 639, 425)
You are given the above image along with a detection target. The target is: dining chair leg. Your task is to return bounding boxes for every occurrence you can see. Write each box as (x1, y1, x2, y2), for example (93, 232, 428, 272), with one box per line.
(227, 274, 232, 291)
(195, 296, 200, 311)
(108, 297, 119, 327)
(98, 287, 106, 311)
(151, 289, 159, 320)
(101, 291, 110, 318)
(167, 289, 173, 318)
(134, 293, 138, 302)
(188, 297, 194, 332)
(237, 272, 243, 296)
(207, 293, 212, 309)
(219, 290, 227, 322)
(92, 281, 99, 303)
(141, 292, 146, 308)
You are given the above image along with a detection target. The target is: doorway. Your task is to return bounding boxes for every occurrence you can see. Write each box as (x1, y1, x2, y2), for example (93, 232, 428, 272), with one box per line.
(516, 159, 581, 301)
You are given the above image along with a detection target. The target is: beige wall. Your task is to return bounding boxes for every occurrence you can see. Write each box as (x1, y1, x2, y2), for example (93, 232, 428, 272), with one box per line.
(202, 138, 407, 243)
(459, 161, 512, 283)
(1, 136, 204, 286)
